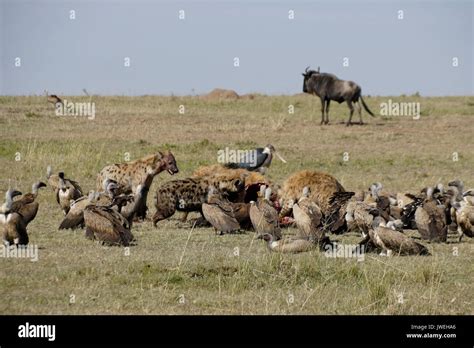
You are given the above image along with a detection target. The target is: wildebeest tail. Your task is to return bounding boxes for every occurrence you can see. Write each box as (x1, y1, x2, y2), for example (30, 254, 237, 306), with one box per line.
(360, 96, 375, 117)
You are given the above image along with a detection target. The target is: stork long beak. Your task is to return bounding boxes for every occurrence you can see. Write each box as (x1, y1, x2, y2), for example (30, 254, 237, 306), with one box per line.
(275, 151, 287, 163)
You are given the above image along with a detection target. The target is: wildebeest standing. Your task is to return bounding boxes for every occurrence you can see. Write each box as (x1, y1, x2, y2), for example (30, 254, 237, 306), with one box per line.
(302, 66, 374, 126)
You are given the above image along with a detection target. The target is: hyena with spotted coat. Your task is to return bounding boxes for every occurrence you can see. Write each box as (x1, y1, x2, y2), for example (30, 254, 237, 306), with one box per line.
(152, 174, 246, 226)
(278, 170, 346, 218)
(97, 150, 179, 219)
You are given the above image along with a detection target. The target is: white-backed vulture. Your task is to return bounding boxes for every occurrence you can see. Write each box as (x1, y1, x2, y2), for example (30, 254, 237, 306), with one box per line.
(324, 191, 355, 233)
(48, 167, 83, 215)
(344, 200, 381, 236)
(401, 192, 425, 229)
(83, 205, 134, 246)
(113, 184, 146, 224)
(249, 187, 282, 240)
(451, 202, 474, 242)
(232, 203, 252, 230)
(365, 183, 396, 205)
(58, 191, 96, 230)
(448, 179, 465, 200)
(292, 187, 324, 242)
(396, 192, 415, 209)
(1, 189, 29, 246)
(462, 189, 474, 206)
(387, 219, 404, 232)
(369, 183, 394, 221)
(414, 187, 447, 242)
(369, 217, 430, 256)
(202, 187, 241, 235)
(261, 233, 316, 253)
(47, 166, 83, 195)
(59, 180, 118, 230)
(13, 182, 47, 226)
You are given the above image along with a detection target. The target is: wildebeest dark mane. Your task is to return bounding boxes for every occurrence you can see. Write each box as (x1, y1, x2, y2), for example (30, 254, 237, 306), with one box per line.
(311, 73, 338, 86)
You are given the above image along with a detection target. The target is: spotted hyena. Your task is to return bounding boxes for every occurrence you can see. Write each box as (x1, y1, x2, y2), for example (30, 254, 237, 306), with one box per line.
(278, 170, 346, 218)
(152, 174, 246, 226)
(97, 150, 179, 219)
(192, 164, 268, 202)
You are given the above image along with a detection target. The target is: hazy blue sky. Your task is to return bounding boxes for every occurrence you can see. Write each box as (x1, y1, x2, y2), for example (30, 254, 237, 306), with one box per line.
(1, 0, 472, 96)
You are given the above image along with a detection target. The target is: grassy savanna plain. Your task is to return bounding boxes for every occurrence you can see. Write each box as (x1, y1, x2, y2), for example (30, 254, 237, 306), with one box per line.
(0, 94, 473, 314)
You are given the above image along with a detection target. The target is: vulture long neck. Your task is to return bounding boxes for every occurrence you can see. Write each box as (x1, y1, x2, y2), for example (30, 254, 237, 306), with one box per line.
(126, 186, 147, 223)
(4, 191, 14, 211)
(266, 236, 275, 251)
(31, 182, 42, 196)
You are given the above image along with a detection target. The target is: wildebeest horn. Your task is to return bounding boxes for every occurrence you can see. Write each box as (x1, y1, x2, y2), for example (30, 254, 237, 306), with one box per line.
(317, 66, 320, 73)
(305, 66, 310, 73)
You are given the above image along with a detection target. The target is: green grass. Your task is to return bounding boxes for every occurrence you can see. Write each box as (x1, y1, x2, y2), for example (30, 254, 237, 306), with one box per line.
(0, 94, 473, 314)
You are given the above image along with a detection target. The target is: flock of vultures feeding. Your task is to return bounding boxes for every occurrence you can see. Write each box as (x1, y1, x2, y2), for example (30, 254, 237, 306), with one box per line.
(1, 143, 473, 257)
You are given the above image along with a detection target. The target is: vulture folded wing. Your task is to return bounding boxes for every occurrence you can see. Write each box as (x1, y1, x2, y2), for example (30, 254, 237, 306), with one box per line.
(68, 179, 84, 196)
(233, 203, 251, 229)
(325, 191, 355, 233)
(84, 207, 132, 246)
(467, 208, 474, 224)
(10, 194, 35, 212)
(293, 204, 312, 237)
(414, 206, 430, 239)
(4, 213, 29, 245)
(120, 195, 140, 220)
(215, 200, 235, 215)
(249, 204, 263, 230)
(376, 227, 429, 255)
(18, 202, 39, 226)
(202, 204, 240, 233)
(59, 198, 89, 229)
(329, 191, 355, 206)
(354, 209, 373, 228)
(459, 208, 474, 237)
(293, 204, 311, 225)
(301, 200, 322, 225)
(261, 204, 279, 226)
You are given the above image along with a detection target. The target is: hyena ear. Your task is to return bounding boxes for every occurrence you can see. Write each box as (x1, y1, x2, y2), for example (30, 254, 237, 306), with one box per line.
(160, 149, 172, 159)
(240, 173, 249, 180)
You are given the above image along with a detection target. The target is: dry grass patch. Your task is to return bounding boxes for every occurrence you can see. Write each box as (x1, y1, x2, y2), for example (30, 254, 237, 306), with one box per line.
(0, 95, 473, 314)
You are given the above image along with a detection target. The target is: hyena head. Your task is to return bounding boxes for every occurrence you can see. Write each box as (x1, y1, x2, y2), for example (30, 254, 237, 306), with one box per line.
(214, 174, 246, 197)
(157, 150, 179, 175)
